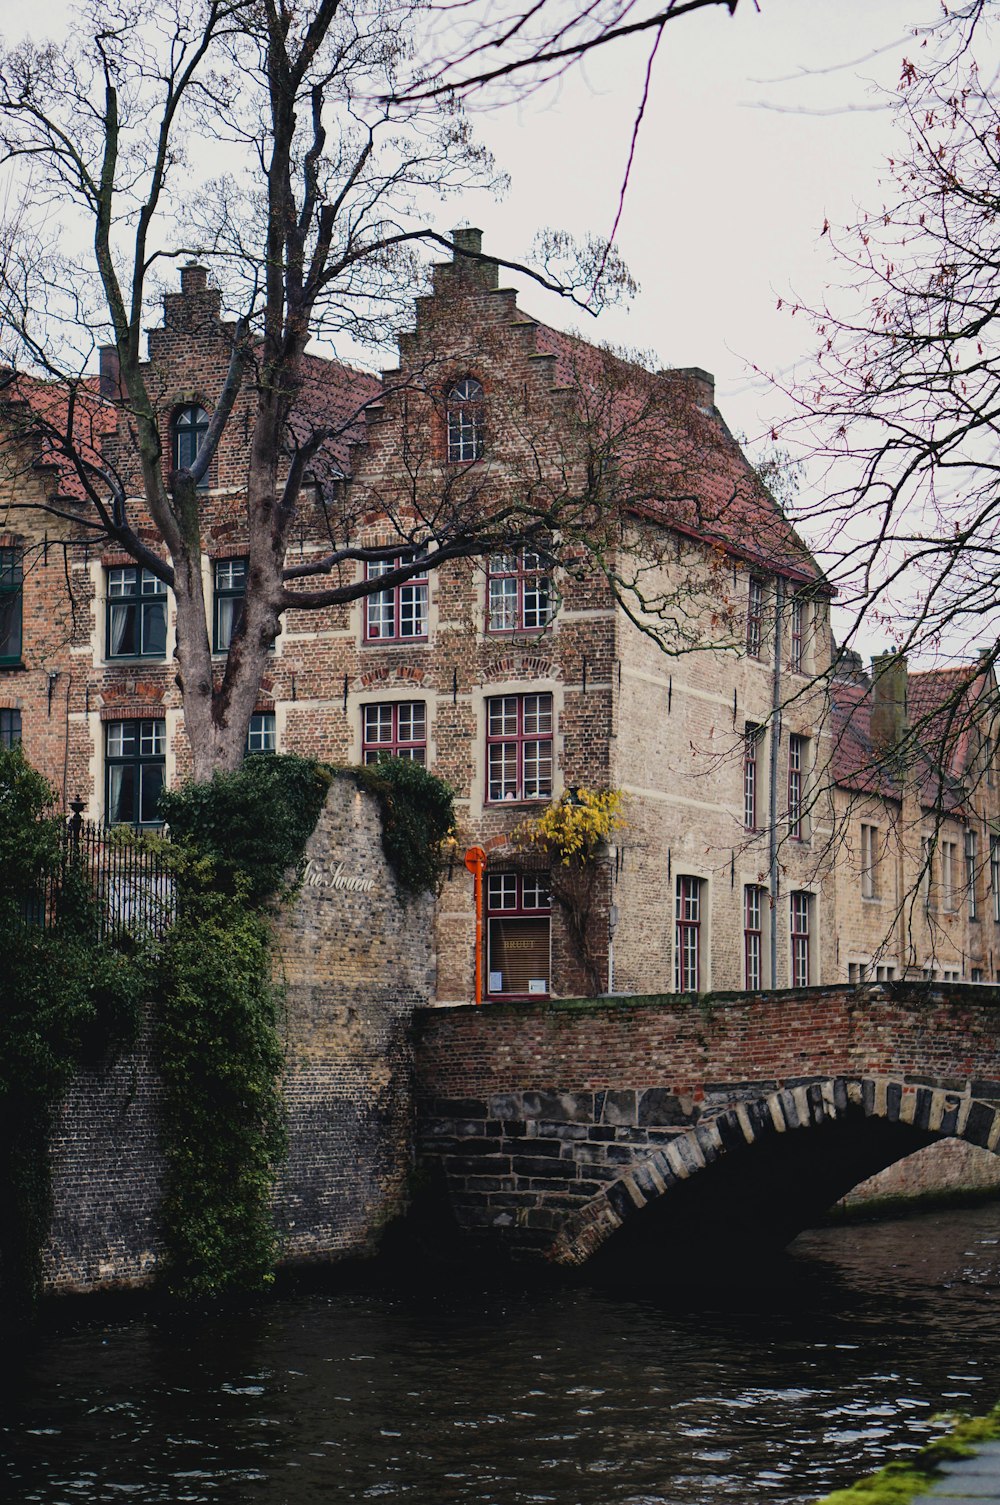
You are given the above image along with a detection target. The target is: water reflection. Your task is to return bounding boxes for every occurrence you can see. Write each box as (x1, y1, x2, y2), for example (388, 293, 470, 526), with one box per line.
(4, 1203, 1000, 1504)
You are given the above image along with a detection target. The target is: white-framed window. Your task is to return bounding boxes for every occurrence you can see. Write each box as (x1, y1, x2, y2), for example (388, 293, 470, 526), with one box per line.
(860, 822, 878, 899)
(171, 403, 210, 487)
(362, 701, 427, 764)
(790, 890, 812, 987)
(486, 872, 551, 997)
(446, 377, 484, 463)
(105, 718, 166, 828)
(744, 884, 766, 990)
(486, 693, 553, 802)
(364, 555, 429, 642)
(967, 829, 979, 920)
(106, 567, 167, 660)
(746, 577, 764, 658)
(788, 734, 807, 840)
(214, 558, 247, 652)
(487, 552, 552, 633)
(789, 596, 805, 673)
(247, 712, 276, 754)
(675, 875, 704, 992)
(941, 839, 958, 911)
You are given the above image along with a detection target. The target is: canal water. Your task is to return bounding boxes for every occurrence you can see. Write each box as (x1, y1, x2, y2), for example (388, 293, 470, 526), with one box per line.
(5, 1202, 1000, 1504)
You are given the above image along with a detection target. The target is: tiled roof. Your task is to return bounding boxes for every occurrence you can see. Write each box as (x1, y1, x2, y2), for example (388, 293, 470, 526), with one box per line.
(0, 372, 116, 503)
(531, 321, 824, 585)
(289, 352, 381, 475)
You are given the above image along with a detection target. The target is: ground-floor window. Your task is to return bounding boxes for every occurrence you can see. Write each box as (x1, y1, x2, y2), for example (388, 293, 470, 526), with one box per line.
(790, 890, 812, 987)
(0, 708, 21, 747)
(675, 875, 704, 992)
(486, 871, 551, 997)
(744, 884, 765, 990)
(106, 719, 165, 827)
(247, 712, 276, 754)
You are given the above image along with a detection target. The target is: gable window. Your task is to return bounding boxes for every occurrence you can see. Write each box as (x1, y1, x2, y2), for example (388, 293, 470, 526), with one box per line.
(362, 702, 426, 765)
(746, 578, 764, 658)
(0, 548, 23, 666)
(214, 558, 247, 653)
(487, 552, 552, 633)
(486, 692, 553, 802)
(106, 718, 165, 828)
(172, 404, 210, 486)
(247, 712, 276, 754)
(744, 723, 762, 831)
(744, 884, 766, 990)
(0, 708, 21, 747)
(486, 872, 551, 997)
(107, 567, 167, 660)
(365, 555, 428, 642)
(790, 891, 812, 987)
(446, 377, 484, 463)
(788, 734, 807, 840)
(860, 822, 878, 899)
(789, 596, 805, 673)
(675, 875, 704, 992)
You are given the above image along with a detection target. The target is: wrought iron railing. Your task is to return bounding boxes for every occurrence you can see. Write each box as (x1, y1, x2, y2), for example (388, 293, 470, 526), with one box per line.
(28, 804, 176, 942)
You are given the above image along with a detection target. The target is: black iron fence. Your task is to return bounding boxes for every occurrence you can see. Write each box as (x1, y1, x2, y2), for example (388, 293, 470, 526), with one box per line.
(30, 807, 176, 943)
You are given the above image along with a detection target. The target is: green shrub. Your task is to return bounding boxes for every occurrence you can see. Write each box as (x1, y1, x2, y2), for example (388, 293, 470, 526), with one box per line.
(351, 757, 456, 895)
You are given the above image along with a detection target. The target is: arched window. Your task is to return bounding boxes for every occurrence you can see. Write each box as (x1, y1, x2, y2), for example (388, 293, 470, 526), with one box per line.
(171, 404, 210, 486)
(446, 377, 484, 463)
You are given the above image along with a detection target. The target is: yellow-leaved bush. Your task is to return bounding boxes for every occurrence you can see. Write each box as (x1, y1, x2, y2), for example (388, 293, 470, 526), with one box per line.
(516, 788, 626, 864)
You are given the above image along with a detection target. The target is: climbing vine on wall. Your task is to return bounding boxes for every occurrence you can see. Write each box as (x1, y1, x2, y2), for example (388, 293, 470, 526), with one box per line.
(0, 746, 145, 1314)
(351, 757, 456, 895)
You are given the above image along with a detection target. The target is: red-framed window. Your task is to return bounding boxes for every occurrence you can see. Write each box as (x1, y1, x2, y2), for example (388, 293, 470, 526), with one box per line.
(790, 890, 811, 987)
(789, 596, 805, 673)
(446, 377, 484, 463)
(364, 555, 428, 642)
(788, 733, 806, 839)
(362, 701, 427, 765)
(744, 884, 765, 990)
(486, 872, 551, 997)
(746, 578, 764, 658)
(487, 552, 552, 634)
(486, 693, 553, 802)
(675, 875, 703, 992)
(744, 723, 762, 831)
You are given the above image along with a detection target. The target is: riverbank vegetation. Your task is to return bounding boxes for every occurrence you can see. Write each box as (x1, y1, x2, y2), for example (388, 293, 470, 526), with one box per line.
(817, 1402, 1000, 1504)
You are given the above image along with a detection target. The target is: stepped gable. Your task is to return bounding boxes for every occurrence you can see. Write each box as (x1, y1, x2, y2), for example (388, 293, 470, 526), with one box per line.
(0, 372, 115, 503)
(530, 319, 823, 585)
(831, 666, 972, 814)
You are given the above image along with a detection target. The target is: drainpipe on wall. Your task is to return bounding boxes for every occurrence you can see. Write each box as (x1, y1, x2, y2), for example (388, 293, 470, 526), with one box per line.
(768, 577, 785, 985)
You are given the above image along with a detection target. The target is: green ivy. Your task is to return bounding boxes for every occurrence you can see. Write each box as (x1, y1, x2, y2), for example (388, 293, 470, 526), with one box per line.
(351, 757, 456, 895)
(0, 746, 145, 1314)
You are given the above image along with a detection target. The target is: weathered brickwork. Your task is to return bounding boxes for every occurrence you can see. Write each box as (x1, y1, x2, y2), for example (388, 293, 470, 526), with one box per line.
(41, 777, 433, 1293)
(413, 984, 1000, 1262)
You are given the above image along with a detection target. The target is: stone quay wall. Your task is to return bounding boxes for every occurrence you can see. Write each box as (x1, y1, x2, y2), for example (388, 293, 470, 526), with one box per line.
(42, 776, 434, 1293)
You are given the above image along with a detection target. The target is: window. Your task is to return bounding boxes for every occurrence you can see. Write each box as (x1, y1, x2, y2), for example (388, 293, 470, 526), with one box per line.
(247, 713, 276, 754)
(788, 734, 807, 839)
(446, 377, 484, 463)
(790, 891, 812, 987)
(744, 724, 762, 831)
(675, 875, 704, 992)
(487, 552, 552, 633)
(486, 873, 550, 997)
(746, 578, 763, 658)
(972, 968, 984, 983)
(486, 693, 553, 802)
(365, 555, 428, 642)
(214, 558, 247, 653)
(922, 836, 935, 909)
(967, 830, 979, 920)
(789, 596, 805, 673)
(860, 822, 878, 899)
(941, 839, 957, 911)
(0, 548, 23, 665)
(992, 835, 1000, 923)
(0, 708, 21, 746)
(172, 404, 210, 485)
(847, 961, 867, 983)
(744, 884, 766, 990)
(942, 969, 961, 984)
(875, 964, 897, 981)
(362, 702, 426, 765)
(106, 567, 167, 659)
(105, 719, 165, 828)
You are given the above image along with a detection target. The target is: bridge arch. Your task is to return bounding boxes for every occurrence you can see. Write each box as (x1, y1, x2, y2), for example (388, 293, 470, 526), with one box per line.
(550, 1077, 1000, 1269)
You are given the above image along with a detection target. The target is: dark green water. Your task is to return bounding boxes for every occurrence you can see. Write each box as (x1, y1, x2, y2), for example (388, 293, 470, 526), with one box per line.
(5, 1203, 1000, 1504)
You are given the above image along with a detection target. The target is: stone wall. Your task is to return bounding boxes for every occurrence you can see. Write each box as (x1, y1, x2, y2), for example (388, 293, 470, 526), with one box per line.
(42, 776, 434, 1293)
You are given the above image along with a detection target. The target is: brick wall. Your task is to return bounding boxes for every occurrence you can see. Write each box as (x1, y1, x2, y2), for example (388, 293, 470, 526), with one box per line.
(41, 776, 433, 1293)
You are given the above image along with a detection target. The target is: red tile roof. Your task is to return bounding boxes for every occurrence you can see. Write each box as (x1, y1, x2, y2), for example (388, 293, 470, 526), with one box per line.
(0, 372, 116, 503)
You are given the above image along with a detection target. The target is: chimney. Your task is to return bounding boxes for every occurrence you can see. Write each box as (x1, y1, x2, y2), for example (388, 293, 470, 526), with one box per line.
(180, 262, 208, 295)
(98, 345, 121, 400)
(451, 226, 483, 260)
(658, 366, 715, 409)
(870, 652, 908, 750)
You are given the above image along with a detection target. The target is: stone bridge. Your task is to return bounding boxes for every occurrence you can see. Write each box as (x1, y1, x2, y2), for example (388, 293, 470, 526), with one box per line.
(411, 983, 1000, 1271)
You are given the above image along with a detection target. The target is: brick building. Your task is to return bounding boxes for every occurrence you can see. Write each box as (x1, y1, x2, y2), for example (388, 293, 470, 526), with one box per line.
(1, 233, 851, 1001)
